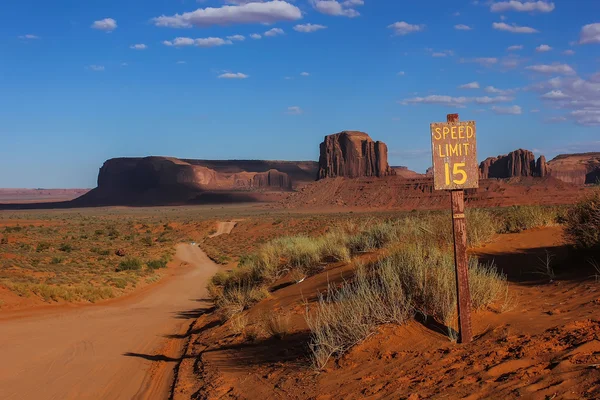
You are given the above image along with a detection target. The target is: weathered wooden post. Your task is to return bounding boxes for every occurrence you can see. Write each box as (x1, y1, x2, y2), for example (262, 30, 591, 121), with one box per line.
(430, 113, 478, 344)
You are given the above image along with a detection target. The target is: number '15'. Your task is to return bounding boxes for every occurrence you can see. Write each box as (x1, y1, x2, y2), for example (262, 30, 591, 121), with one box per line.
(444, 162, 467, 185)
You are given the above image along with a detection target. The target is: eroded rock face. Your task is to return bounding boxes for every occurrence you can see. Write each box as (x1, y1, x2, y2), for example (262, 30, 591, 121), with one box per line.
(479, 149, 547, 179)
(318, 131, 394, 179)
(547, 153, 600, 185)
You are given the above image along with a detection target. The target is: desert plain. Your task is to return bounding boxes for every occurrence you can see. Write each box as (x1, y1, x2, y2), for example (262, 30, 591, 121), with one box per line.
(1, 131, 599, 400)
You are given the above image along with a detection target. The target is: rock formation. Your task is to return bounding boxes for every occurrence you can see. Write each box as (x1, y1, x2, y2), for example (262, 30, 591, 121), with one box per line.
(479, 149, 547, 179)
(318, 131, 394, 179)
(536, 155, 549, 178)
(547, 153, 600, 185)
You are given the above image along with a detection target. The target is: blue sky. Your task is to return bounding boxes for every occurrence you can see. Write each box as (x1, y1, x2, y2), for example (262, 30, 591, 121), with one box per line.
(1, 0, 599, 188)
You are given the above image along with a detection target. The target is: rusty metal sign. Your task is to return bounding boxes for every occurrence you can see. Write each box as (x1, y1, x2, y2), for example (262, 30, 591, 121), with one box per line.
(430, 119, 478, 191)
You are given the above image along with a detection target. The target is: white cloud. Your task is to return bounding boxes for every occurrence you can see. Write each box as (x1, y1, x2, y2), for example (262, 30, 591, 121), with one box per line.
(218, 72, 249, 79)
(528, 75, 600, 125)
(130, 44, 147, 50)
(226, 34, 245, 41)
(87, 65, 105, 72)
(121, 62, 128, 67)
(490, 1, 555, 13)
(176, 61, 186, 64)
(475, 95, 515, 104)
(250, 33, 262, 39)
(163, 37, 233, 47)
(507, 45, 523, 51)
(485, 86, 515, 95)
(294, 23, 327, 33)
(453, 11, 461, 16)
(18, 34, 39, 40)
(264, 28, 284, 37)
(493, 22, 538, 34)
(300, 72, 310, 76)
(526, 63, 576, 75)
(388, 21, 425, 36)
(459, 82, 480, 89)
(312, 0, 360, 18)
(286, 106, 303, 115)
(491, 105, 522, 115)
(400, 94, 514, 107)
(461, 57, 498, 66)
(563, 49, 575, 55)
(153, 1, 301, 28)
(400, 95, 470, 107)
(454, 24, 472, 31)
(397, 71, 405, 76)
(92, 18, 117, 31)
(541, 90, 569, 100)
(579, 23, 600, 45)
(545, 116, 567, 123)
(535, 44, 552, 52)
(342, 0, 364, 6)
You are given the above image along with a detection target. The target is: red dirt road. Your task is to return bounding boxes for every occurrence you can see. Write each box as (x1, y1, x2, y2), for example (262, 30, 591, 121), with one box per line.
(0, 244, 218, 400)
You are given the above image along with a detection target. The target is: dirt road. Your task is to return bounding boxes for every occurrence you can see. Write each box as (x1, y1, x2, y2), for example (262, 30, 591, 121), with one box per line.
(0, 244, 218, 400)
(209, 221, 237, 238)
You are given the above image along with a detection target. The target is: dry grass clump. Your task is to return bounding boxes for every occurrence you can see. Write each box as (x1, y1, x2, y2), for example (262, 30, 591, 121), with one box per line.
(262, 313, 291, 339)
(209, 206, 556, 322)
(495, 205, 559, 234)
(1, 281, 114, 303)
(564, 191, 600, 251)
(306, 245, 507, 369)
(209, 221, 402, 319)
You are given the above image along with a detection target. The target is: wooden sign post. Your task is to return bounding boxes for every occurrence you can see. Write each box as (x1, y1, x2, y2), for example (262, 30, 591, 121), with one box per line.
(430, 113, 478, 344)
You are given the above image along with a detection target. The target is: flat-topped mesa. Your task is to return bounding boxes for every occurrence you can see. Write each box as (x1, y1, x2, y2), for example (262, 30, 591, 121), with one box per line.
(97, 157, 293, 192)
(547, 152, 600, 185)
(318, 131, 395, 179)
(479, 149, 547, 179)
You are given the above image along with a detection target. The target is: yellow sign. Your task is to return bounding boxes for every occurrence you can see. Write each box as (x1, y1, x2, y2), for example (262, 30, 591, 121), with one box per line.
(430, 121, 478, 190)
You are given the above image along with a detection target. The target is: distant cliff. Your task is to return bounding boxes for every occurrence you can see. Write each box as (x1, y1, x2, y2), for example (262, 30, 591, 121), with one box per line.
(547, 153, 600, 185)
(70, 157, 320, 206)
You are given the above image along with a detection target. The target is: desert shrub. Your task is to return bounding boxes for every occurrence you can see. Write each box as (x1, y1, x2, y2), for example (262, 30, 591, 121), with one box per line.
(141, 236, 153, 247)
(306, 245, 507, 369)
(564, 191, 600, 250)
(4, 282, 114, 303)
(109, 277, 128, 289)
(465, 209, 501, 246)
(91, 247, 110, 256)
(147, 259, 168, 270)
(117, 257, 142, 272)
(496, 206, 558, 233)
(107, 226, 120, 238)
(36, 242, 50, 252)
(212, 283, 270, 320)
(0, 236, 8, 245)
(347, 222, 399, 254)
(262, 313, 291, 339)
(58, 243, 73, 253)
(319, 230, 351, 262)
(4, 226, 22, 233)
(50, 257, 64, 264)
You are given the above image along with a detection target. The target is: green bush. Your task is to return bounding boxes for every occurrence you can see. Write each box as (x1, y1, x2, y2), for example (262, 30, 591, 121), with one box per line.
(564, 191, 600, 250)
(59, 243, 74, 253)
(36, 242, 51, 252)
(147, 259, 168, 270)
(117, 258, 142, 272)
